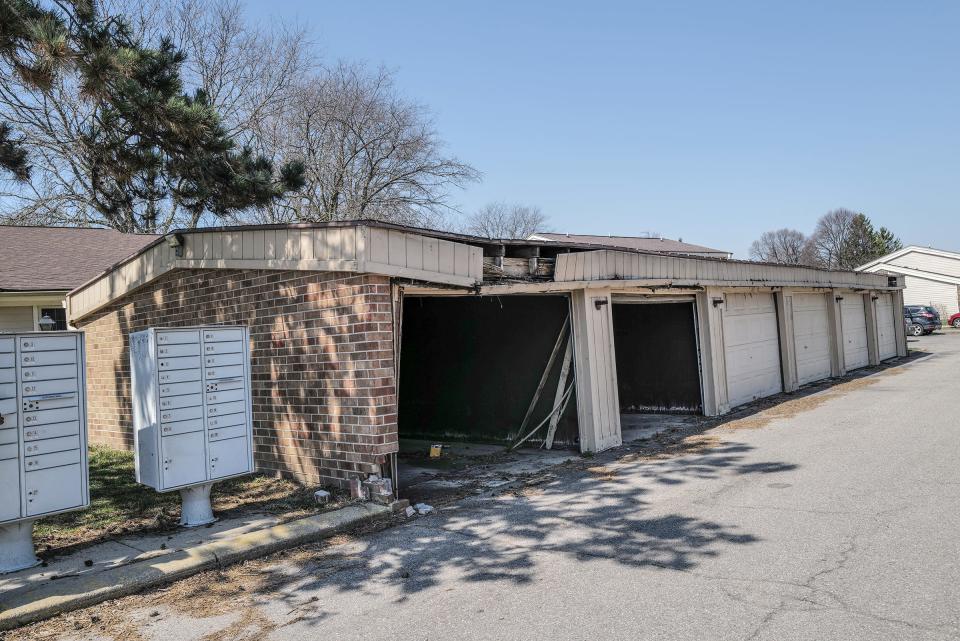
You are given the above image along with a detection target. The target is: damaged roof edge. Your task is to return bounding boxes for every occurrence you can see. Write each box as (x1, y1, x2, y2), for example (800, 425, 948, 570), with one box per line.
(69, 218, 890, 297)
(65, 220, 903, 322)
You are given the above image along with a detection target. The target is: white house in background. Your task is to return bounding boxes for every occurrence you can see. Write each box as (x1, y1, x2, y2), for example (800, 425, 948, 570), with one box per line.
(857, 246, 960, 316)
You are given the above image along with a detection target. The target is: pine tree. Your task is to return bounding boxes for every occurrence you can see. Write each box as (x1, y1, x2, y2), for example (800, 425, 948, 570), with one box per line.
(873, 227, 903, 257)
(838, 213, 877, 268)
(0, 122, 29, 180)
(0, 0, 304, 231)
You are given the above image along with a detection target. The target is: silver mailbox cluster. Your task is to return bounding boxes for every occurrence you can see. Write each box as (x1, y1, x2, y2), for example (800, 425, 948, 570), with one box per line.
(130, 327, 255, 492)
(0, 333, 89, 525)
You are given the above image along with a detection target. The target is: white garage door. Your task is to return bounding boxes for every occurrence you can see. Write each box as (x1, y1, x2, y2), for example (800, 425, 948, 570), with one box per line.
(792, 293, 832, 385)
(840, 296, 869, 371)
(723, 293, 782, 408)
(876, 294, 898, 361)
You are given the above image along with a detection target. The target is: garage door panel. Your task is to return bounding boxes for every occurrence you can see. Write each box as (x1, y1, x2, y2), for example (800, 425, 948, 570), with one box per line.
(876, 294, 898, 361)
(724, 294, 783, 408)
(792, 294, 832, 385)
(841, 297, 869, 371)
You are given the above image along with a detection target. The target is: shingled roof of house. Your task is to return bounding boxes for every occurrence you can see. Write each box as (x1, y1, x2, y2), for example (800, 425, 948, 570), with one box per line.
(0, 225, 160, 292)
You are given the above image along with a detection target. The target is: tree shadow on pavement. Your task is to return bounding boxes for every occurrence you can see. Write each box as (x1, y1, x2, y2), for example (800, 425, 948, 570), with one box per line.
(226, 434, 798, 627)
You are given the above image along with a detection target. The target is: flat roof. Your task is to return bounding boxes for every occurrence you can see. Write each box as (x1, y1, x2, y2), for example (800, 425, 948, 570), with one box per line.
(530, 232, 730, 256)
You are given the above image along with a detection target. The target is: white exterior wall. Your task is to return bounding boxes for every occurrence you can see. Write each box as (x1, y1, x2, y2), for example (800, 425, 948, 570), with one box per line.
(0, 307, 34, 332)
(0, 293, 68, 332)
(887, 250, 960, 278)
(901, 275, 959, 316)
(859, 247, 960, 317)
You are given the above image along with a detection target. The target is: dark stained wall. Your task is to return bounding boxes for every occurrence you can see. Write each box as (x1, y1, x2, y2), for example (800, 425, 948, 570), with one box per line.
(612, 302, 702, 413)
(399, 295, 578, 444)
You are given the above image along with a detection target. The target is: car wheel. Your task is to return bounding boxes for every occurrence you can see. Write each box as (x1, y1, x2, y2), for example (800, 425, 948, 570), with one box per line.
(911, 325, 924, 337)
(953, 318, 960, 328)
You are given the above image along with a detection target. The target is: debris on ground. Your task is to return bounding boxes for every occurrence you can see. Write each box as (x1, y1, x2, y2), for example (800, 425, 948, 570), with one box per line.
(363, 476, 394, 505)
(390, 499, 411, 514)
(413, 503, 434, 515)
(313, 490, 331, 504)
(349, 478, 368, 501)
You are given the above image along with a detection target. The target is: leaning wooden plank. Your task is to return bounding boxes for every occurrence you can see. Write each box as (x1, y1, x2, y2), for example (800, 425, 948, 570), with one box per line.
(511, 316, 570, 447)
(545, 336, 573, 450)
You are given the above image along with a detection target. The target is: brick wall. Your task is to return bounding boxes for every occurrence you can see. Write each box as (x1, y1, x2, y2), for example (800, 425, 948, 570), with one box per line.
(76, 269, 398, 487)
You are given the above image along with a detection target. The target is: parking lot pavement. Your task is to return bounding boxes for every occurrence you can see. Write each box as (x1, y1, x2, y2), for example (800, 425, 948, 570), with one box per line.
(12, 332, 960, 641)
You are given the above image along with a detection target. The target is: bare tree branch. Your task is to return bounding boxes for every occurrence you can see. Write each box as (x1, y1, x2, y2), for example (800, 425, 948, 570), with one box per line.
(463, 202, 548, 239)
(247, 62, 480, 227)
(748, 228, 812, 265)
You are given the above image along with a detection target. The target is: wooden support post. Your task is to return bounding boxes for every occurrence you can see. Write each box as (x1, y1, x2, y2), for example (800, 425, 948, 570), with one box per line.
(863, 293, 880, 366)
(696, 288, 728, 416)
(827, 290, 845, 376)
(570, 288, 621, 453)
(893, 288, 908, 357)
(775, 290, 798, 393)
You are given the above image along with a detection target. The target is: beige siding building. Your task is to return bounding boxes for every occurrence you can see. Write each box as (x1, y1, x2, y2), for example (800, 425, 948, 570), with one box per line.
(858, 246, 960, 317)
(64, 221, 907, 489)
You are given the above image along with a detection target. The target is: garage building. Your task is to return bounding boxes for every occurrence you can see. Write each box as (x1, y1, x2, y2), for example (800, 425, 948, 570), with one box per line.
(65, 222, 906, 487)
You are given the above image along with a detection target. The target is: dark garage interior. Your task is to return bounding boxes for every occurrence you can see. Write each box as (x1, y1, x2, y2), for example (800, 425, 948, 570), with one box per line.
(398, 294, 578, 446)
(612, 301, 703, 413)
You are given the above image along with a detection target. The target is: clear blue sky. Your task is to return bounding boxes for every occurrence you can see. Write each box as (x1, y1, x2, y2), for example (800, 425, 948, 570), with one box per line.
(248, 1, 959, 258)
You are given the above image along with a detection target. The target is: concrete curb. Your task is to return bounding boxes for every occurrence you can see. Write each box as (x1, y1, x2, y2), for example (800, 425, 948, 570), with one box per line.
(0, 502, 391, 631)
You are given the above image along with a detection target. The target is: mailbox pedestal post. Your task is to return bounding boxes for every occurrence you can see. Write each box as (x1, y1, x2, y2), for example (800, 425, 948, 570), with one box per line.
(0, 521, 40, 574)
(179, 483, 216, 527)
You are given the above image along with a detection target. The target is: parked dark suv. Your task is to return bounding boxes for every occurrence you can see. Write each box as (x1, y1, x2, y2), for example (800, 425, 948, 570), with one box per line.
(904, 306, 941, 336)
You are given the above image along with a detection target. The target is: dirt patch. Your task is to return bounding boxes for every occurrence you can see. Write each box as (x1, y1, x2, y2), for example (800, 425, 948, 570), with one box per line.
(721, 367, 906, 432)
(32, 446, 345, 557)
(4, 538, 369, 641)
(587, 466, 618, 482)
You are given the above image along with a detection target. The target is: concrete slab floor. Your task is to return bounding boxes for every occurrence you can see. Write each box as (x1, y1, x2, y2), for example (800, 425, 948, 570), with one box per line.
(397, 438, 577, 504)
(397, 415, 691, 503)
(620, 413, 704, 443)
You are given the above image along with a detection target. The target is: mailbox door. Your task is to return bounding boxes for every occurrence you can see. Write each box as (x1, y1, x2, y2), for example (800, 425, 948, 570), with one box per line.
(0, 458, 20, 521)
(24, 463, 84, 517)
(160, 431, 207, 490)
(209, 436, 251, 480)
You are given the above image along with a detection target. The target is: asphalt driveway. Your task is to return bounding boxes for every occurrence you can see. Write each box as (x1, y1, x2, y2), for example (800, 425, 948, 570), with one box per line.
(15, 332, 960, 641)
